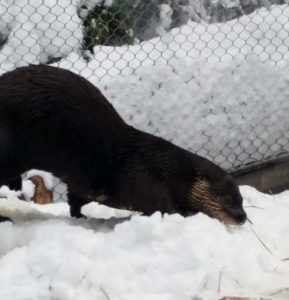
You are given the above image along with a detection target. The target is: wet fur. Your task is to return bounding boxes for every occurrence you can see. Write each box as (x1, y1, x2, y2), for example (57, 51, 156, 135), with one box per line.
(0, 65, 246, 224)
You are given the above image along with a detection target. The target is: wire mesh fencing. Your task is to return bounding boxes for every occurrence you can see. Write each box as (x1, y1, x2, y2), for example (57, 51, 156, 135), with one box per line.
(1, 0, 289, 200)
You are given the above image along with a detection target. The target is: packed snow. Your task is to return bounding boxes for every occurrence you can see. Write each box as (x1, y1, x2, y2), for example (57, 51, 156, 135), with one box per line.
(0, 186, 289, 299)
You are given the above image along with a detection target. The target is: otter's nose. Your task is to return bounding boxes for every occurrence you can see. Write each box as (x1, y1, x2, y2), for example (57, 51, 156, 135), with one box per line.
(235, 210, 247, 225)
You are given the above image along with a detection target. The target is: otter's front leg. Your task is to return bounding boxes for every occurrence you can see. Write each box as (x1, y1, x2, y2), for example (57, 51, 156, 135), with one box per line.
(7, 176, 22, 191)
(67, 190, 87, 218)
(0, 215, 12, 222)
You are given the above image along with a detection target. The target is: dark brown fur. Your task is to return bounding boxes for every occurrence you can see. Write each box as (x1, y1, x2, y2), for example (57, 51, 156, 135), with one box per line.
(0, 65, 246, 225)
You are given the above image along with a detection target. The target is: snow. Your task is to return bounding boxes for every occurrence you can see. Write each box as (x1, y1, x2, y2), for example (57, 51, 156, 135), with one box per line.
(0, 0, 83, 67)
(0, 186, 288, 299)
(50, 4, 289, 82)
(21, 180, 35, 202)
(1, 5, 289, 73)
(97, 56, 289, 171)
(157, 4, 173, 36)
(25, 170, 54, 191)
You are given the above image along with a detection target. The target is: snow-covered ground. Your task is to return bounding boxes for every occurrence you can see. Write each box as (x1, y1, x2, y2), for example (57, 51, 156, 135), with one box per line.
(0, 186, 289, 300)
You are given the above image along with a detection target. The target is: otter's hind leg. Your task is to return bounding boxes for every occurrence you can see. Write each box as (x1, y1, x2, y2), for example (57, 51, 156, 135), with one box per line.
(67, 190, 87, 218)
(6, 176, 22, 191)
(0, 174, 22, 191)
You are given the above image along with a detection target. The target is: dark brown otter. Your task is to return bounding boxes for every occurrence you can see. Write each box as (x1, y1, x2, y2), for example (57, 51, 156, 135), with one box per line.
(29, 175, 54, 205)
(0, 65, 246, 225)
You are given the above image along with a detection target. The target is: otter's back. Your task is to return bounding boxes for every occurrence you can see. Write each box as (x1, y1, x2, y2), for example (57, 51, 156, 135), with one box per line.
(0, 65, 129, 175)
(0, 65, 125, 131)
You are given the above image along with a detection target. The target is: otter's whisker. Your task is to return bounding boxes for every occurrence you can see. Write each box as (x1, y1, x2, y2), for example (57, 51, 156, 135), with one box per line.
(267, 287, 289, 297)
(217, 270, 222, 293)
(99, 287, 111, 300)
(248, 223, 274, 255)
(281, 257, 289, 261)
(244, 205, 264, 210)
(246, 217, 253, 225)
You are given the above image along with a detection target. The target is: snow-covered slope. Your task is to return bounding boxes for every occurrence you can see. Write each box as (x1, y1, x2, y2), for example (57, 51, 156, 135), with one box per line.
(96, 57, 289, 171)
(0, 0, 82, 68)
(54, 4, 289, 81)
(1, 5, 289, 74)
(0, 186, 289, 300)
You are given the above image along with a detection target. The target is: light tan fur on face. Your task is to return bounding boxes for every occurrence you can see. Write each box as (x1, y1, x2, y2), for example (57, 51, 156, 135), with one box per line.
(29, 175, 53, 205)
(189, 178, 238, 225)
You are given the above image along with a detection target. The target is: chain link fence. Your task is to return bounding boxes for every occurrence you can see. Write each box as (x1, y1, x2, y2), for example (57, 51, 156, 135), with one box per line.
(1, 0, 289, 200)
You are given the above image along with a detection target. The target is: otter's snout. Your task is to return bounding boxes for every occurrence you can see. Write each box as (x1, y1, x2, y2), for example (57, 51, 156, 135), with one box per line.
(227, 209, 247, 225)
(234, 210, 247, 225)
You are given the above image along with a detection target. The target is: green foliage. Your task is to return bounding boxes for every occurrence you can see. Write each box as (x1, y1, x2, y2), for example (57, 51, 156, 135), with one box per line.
(82, 0, 134, 53)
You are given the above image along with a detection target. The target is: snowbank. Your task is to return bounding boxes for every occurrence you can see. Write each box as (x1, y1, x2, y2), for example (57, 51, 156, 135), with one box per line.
(1, 5, 289, 75)
(0, 186, 289, 299)
(96, 57, 289, 171)
(54, 5, 289, 80)
(0, 0, 83, 68)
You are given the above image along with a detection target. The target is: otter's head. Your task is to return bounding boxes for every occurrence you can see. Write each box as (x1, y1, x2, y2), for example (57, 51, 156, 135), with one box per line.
(175, 157, 247, 225)
(186, 175, 247, 225)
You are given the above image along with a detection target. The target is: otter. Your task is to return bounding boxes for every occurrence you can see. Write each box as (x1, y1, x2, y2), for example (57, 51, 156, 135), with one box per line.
(0, 65, 247, 225)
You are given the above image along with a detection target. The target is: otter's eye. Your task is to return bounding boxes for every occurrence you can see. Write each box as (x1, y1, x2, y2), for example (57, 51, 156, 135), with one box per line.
(216, 195, 233, 207)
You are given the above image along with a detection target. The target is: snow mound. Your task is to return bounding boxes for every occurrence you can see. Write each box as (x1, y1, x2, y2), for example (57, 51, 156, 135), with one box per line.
(95, 56, 289, 171)
(0, 0, 83, 68)
(55, 5, 289, 81)
(0, 186, 289, 299)
(1, 5, 289, 75)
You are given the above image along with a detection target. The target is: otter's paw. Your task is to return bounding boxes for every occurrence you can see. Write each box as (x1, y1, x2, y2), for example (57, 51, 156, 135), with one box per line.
(0, 215, 12, 223)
